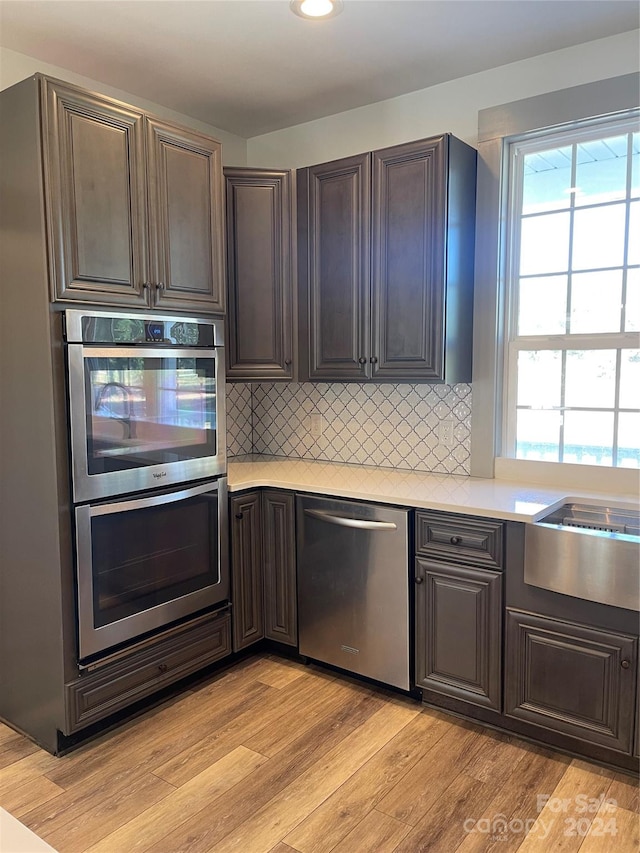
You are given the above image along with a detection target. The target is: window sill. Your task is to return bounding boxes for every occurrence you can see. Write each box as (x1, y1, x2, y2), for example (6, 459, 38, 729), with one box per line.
(494, 457, 640, 497)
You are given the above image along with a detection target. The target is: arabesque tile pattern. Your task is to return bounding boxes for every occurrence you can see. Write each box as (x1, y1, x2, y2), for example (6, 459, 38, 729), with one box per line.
(226, 382, 472, 475)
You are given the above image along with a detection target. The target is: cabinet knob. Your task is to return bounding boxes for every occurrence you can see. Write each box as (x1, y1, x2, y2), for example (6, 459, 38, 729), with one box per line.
(284, 359, 292, 366)
(358, 357, 367, 365)
(235, 512, 243, 520)
(621, 659, 630, 669)
(450, 536, 462, 545)
(370, 356, 378, 364)
(415, 576, 424, 584)
(156, 282, 165, 291)
(158, 663, 168, 673)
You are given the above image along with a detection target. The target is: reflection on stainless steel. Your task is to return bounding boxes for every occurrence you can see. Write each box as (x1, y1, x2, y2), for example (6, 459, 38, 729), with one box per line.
(95, 381, 137, 439)
(525, 503, 640, 611)
(297, 495, 410, 690)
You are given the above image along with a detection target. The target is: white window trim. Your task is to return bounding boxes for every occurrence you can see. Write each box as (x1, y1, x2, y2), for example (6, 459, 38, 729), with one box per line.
(471, 74, 640, 494)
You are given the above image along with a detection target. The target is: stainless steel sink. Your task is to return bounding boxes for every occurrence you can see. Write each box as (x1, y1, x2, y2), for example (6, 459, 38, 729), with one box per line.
(524, 502, 640, 612)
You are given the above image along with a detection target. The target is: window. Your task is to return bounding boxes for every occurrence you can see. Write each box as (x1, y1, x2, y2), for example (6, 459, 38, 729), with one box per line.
(503, 115, 640, 469)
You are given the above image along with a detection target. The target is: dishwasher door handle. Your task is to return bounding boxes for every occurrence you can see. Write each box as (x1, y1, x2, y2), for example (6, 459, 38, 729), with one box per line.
(304, 509, 397, 530)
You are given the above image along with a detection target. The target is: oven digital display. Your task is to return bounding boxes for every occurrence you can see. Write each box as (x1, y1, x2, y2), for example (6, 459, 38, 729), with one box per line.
(145, 321, 165, 342)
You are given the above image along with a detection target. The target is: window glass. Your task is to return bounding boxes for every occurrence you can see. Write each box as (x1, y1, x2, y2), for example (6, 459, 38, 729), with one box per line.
(506, 115, 640, 469)
(518, 275, 567, 335)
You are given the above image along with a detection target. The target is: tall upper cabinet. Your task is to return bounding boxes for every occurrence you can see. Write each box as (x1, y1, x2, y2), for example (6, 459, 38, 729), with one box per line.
(297, 134, 476, 382)
(41, 76, 226, 312)
(224, 168, 295, 380)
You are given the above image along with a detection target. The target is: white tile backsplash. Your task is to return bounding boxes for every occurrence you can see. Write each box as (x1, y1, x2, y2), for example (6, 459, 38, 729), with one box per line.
(226, 381, 472, 475)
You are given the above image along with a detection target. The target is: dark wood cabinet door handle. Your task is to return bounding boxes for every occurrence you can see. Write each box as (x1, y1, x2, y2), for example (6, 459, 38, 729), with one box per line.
(415, 576, 424, 584)
(621, 659, 630, 669)
(370, 356, 378, 364)
(156, 282, 165, 291)
(284, 359, 292, 366)
(158, 663, 168, 673)
(450, 536, 462, 545)
(235, 512, 243, 520)
(358, 357, 367, 365)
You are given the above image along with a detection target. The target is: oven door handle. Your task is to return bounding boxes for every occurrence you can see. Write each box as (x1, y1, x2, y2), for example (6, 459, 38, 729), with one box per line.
(85, 480, 221, 517)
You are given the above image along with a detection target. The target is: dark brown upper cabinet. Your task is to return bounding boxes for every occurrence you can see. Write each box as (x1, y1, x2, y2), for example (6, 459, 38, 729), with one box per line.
(41, 76, 225, 312)
(224, 168, 295, 380)
(297, 135, 476, 382)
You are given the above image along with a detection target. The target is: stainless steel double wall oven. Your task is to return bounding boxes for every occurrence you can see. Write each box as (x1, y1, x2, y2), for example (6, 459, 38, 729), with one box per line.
(65, 309, 229, 661)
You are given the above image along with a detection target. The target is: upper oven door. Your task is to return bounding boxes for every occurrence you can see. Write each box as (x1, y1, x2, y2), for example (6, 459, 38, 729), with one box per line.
(67, 342, 226, 503)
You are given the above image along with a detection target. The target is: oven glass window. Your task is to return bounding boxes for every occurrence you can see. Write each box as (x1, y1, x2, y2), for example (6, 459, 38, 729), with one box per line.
(84, 356, 217, 474)
(90, 491, 219, 628)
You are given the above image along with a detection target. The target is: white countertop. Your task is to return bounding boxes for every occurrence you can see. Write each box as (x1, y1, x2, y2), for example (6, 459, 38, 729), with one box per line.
(227, 456, 638, 522)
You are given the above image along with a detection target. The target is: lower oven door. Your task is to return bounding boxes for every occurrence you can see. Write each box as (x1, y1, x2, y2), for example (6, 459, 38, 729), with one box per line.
(75, 478, 229, 661)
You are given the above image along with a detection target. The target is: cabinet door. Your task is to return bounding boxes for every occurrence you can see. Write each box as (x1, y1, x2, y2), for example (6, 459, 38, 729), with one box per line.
(230, 493, 264, 651)
(147, 118, 225, 313)
(262, 491, 297, 646)
(505, 610, 637, 753)
(41, 78, 149, 306)
(225, 169, 294, 380)
(416, 558, 502, 710)
(371, 137, 446, 379)
(299, 154, 371, 380)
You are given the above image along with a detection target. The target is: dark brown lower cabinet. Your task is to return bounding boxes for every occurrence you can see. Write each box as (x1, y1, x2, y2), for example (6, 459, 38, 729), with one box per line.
(415, 558, 502, 710)
(505, 609, 637, 754)
(65, 610, 231, 733)
(263, 491, 297, 646)
(230, 490, 297, 652)
(230, 492, 264, 651)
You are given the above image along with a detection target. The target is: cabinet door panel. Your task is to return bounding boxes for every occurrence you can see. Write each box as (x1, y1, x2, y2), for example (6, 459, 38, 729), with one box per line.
(42, 79, 148, 305)
(147, 119, 225, 312)
(505, 609, 637, 753)
(302, 154, 371, 379)
(416, 558, 501, 710)
(230, 493, 264, 651)
(225, 170, 293, 380)
(263, 491, 297, 646)
(372, 138, 446, 379)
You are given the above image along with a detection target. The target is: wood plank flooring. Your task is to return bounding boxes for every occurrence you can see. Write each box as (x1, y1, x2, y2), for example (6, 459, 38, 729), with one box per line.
(0, 654, 638, 853)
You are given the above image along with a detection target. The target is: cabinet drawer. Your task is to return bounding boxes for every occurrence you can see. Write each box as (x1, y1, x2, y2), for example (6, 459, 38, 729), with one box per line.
(416, 512, 503, 569)
(65, 611, 231, 733)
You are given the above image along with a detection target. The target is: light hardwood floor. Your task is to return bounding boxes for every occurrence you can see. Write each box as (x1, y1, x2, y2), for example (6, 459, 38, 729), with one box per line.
(0, 654, 638, 853)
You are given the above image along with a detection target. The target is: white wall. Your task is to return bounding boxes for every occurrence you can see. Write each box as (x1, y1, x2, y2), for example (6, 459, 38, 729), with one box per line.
(246, 30, 640, 168)
(0, 46, 248, 164)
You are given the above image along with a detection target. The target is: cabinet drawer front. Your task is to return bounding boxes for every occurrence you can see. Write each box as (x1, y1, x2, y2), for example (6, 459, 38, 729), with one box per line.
(416, 512, 503, 568)
(65, 612, 231, 733)
(505, 610, 637, 754)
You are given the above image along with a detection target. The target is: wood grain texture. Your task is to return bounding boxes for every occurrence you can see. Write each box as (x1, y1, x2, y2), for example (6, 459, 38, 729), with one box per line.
(0, 653, 636, 853)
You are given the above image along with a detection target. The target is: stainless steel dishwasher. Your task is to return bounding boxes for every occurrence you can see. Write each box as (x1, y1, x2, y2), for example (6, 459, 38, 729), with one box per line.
(297, 494, 410, 690)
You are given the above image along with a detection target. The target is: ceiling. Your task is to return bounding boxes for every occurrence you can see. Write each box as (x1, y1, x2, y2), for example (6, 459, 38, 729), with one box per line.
(0, 1, 638, 137)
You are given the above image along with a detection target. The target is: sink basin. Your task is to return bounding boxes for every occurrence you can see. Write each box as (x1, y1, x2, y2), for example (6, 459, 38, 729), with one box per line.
(524, 502, 640, 612)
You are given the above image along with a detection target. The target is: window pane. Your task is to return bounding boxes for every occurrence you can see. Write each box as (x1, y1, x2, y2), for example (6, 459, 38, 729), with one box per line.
(574, 135, 629, 206)
(625, 268, 640, 331)
(516, 410, 561, 461)
(518, 275, 567, 334)
(570, 270, 622, 333)
(631, 132, 640, 199)
(565, 350, 616, 408)
(522, 146, 572, 214)
(620, 349, 640, 409)
(628, 201, 639, 266)
(520, 212, 570, 275)
(563, 411, 613, 466)
(618, 412, 640, 468)
(572, 204, 626, 270)
(517, 350, 561, 407)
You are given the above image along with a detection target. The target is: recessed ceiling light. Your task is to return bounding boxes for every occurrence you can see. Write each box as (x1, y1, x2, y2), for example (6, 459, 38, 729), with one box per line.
(290, 0, 343, 20)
